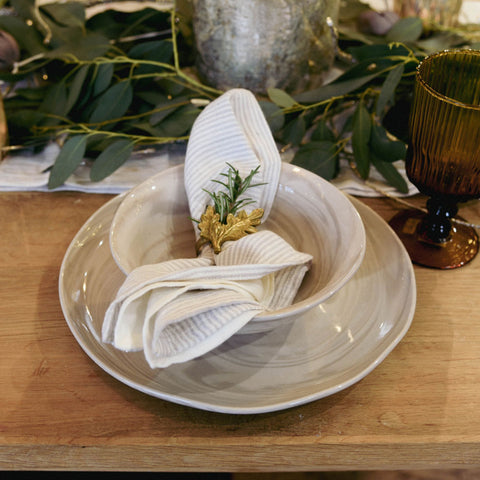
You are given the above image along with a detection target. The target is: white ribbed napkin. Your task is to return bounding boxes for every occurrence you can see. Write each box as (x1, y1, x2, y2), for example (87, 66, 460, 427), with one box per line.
(102, 89, 312, 368)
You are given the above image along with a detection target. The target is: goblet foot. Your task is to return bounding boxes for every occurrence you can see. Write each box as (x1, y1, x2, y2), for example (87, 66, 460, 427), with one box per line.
(389, 209, 479, 269)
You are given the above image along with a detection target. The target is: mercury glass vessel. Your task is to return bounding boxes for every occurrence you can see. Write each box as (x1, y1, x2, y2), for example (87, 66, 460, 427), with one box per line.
(191, 0, 340, 94)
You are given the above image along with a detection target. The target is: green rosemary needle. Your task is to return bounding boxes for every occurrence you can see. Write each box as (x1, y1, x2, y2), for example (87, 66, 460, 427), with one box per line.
(202, 163, 266, 224)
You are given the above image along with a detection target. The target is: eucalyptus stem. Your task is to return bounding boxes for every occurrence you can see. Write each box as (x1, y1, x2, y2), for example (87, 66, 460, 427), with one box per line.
(34, 98, 192, 136)
(284, 94, 351, 115)
(283, 59, 418, 116)
(12, 53, 46, 74)
(73, 55, 178, 73)
(61, 127, 189, 145)
(169, 8, 223, 97)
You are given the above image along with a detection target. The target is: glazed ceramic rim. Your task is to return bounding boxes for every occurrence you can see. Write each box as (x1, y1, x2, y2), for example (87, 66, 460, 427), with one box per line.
(58, 195, 415, 414)
(109, 163, 366, 321)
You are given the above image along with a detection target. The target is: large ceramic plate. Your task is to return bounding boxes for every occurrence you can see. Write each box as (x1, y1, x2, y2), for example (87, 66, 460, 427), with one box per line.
(59, 195, 416, 414)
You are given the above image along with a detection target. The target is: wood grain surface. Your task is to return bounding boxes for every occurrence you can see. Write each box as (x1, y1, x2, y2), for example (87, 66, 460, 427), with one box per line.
(1, 191, 480, 472)
(235, 471, 480, 479)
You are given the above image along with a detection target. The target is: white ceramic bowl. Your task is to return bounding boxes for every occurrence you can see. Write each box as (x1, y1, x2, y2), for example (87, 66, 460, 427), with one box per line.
(109, 163, 366, 333)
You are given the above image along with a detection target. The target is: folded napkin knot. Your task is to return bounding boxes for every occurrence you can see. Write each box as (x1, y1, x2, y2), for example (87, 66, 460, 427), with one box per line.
(103, 230, 312, 367)
(103, 89, 313, 368)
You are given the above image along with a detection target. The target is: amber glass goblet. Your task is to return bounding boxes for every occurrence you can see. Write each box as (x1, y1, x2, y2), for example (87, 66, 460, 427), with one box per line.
(390, 49, 480, 269)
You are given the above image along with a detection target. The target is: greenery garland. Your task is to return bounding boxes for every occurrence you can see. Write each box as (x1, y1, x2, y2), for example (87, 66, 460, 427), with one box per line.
(0, 0, 478, 190)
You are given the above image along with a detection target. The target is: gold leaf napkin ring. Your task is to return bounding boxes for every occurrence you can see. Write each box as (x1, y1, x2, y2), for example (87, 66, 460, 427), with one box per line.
(196, 206, 264, 254)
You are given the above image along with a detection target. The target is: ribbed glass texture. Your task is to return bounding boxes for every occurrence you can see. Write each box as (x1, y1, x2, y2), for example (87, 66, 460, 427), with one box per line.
(406, 50, 480, 200)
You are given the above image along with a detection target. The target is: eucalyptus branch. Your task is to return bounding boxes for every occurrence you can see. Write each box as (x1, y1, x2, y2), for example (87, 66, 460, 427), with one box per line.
(72, 55, 178, 73)
(35, 98, 193, 136)
(162, 74, 221, 98)
(59, 127, 189, 145)
(1, 0, 473, 191)
(169, 8, 223, 97)
(128, 72, 178, 82)
(284, 60, 417, 116)
(32, 3, 53, 45)
(12, 53, 47, 74)
(71, 49, 221, 99)
(114, 30, 172, 44)
(283, 94, 351, 115)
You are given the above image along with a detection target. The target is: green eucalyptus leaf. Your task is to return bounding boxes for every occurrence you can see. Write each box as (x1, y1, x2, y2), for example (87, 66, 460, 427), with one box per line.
(44, 32, 111, 61)
(311, 118, 336, 142)
(351, 101, 372, 179)
(376, 63, 405, 117)
(156, 77, 188, 96)
(10, 0, 36, 20)
(347, 43, 410, 62)
(371, 153, 409, 193)
(129, 40, 173, 62)
(40, 2, 85, 29)
(292, 141, 339, 180)
(153, 104, 200, 137)
(39, 82, 69, 125)
(337, 24, 376, 45)
(89, 80, 133, 124)
(42, 21, 81, 48)
(8, 87, 47, 102)
(149, 97, 189, 125)
(131, 40, 174, 75)
(340, 112, 355, 136)
(84, 133, 122, 154)
(386, 17, 423, 43)
(0, 14, 46, 56)
(136, 91, 169, 106)
(370, 123, 407, 162)
(294, 73, 378, 104)
(93, 63, 114, 97)
(281, 115, 306, 147)
(6, 109, 48, 130)
(65, 64, 90, 113)
(415, 31, 460, 54)
(267, 88, 298, 108)
(90, 138, 135, 181)
(73, 69, 95, 113)
(335, 58, 396, 82)
(128, 122, 167, 137)
(10, 0, 48, 40)
(259, 101, 285, 133)
(48, 135, 87, 189)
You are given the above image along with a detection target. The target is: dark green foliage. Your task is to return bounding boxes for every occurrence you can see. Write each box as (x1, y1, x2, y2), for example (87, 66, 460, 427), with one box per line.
(0, 0, 476, 190)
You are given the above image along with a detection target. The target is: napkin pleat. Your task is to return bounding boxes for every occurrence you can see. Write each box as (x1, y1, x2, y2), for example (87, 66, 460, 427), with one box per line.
(104, 89, 312, 368)
(216, 231, 308, 268)
(146, 298, 262, 366)
(185, 89, 281, 226)
(268, 265, 310, 309)
(228, 91, 281, 212)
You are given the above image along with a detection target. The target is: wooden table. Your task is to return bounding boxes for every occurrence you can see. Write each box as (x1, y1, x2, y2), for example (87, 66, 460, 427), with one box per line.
(1, 190, 480, 472)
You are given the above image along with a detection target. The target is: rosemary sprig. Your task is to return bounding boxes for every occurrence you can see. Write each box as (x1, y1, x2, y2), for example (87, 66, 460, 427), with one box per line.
(202, 163, 266, 224)
(194, 163, 266, 253)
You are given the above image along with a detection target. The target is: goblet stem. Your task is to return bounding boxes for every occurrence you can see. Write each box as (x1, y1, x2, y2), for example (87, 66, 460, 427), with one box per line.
(417, 196, 458, 244)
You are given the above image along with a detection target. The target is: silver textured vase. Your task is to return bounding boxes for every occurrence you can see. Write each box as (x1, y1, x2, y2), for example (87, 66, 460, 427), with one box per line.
(192, 0, 340, 94)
